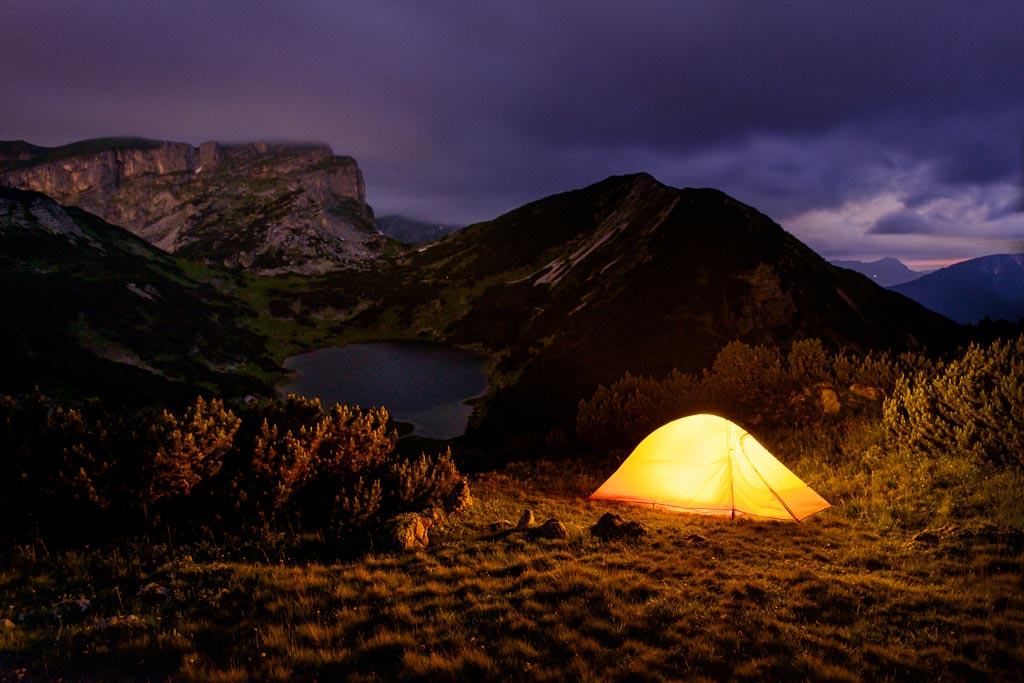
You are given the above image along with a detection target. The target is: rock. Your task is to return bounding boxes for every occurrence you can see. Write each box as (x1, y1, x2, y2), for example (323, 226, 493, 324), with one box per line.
(382, 513, 432, 551)
(1, 618, 14, 629)
(445, 479, 473, 515)
(820, 388, 841, 414)
(532, 519, 568, 540)
(590, 512, 647, 541)
(683, 533, 709, 545)
(517, 509, 535, 530)
(850, 383, 883, 401)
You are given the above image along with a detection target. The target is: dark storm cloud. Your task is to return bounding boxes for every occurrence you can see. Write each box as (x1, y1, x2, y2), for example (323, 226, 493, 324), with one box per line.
(2, 0, 1022, 259)
(869, 211, 934, 236)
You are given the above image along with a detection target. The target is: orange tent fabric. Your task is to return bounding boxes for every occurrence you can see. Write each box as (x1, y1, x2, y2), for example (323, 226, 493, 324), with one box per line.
(589, 414, 830, 521)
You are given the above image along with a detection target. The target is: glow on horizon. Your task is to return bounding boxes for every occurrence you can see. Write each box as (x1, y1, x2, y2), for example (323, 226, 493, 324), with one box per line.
(904, 257, 970, 271)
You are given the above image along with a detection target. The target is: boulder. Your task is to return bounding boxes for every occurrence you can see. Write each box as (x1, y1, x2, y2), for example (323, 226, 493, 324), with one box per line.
(532, 518, 568, 540)
(850, 383, 883, 401)
(590, 512, 647, 541)
(381, 513, 433, 551)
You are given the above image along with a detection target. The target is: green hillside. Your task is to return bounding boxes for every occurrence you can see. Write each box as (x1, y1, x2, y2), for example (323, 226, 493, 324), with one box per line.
(0, 186, 275, 403)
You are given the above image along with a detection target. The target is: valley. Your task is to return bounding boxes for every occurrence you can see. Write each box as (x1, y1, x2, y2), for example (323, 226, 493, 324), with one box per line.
(2, 142, 1022, 681)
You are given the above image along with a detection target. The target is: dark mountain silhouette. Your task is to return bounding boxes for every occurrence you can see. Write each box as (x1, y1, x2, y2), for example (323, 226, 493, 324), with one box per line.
(890, 254, 1024, 324)
(831, 257, 922, 286)
(0, 186, 274, 402)
(388, 174, 962, 444)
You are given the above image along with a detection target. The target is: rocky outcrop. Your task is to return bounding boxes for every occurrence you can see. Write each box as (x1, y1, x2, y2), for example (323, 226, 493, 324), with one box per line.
(0, 137, 386, 273)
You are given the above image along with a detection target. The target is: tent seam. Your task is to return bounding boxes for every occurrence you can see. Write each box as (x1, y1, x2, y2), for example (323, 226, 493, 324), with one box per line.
(738, 433, 801, 521)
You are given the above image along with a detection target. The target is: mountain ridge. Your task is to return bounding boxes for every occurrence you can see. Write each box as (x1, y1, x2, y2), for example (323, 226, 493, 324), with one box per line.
(376, 214, 463, 244)
(830, 257, 922, 286)
(890, 253, 1024, 324)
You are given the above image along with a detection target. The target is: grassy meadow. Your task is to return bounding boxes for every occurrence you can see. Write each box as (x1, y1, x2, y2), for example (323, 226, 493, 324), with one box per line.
(2, 445, 1022, 682)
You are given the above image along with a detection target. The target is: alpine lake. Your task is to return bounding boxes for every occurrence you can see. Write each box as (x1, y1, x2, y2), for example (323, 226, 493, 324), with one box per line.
(277, 341, 490, 440)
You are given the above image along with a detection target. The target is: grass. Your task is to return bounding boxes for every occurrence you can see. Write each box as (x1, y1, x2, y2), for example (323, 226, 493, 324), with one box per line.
(2, 456, 1021, 682)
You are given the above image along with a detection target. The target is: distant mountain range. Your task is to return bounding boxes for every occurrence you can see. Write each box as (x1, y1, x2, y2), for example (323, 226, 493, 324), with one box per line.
(0, 137, 389, 274)
(0, 185, 274, 402)
(376, 215, 463, 244)
(890, 254, 1024, 324)
(830, 257, 922, 286)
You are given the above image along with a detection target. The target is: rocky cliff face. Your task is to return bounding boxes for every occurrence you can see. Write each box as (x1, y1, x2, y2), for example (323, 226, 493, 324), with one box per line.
(0, 137, 385, 273)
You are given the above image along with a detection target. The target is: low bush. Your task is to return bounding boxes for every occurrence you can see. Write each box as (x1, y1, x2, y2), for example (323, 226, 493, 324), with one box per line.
(576, 338, 902, 452)
(0, 393, 464, 546)
(884, 334, 1024, 469)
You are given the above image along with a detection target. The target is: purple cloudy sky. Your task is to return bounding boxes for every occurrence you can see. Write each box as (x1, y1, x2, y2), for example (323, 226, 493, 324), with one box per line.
(2, 1, 1022, 267)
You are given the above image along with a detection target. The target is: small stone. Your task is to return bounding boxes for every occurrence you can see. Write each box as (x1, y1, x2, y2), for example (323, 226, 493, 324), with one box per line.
(533, 518, 568, 540)
(517, 509, 535, 529)
(1, 618, 15, 629)
(591, 512, 647, 541)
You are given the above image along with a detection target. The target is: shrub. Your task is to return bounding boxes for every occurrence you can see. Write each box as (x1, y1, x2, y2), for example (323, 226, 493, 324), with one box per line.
(577, 339, 887, 452)
(141, 397, 240, 514)
(702, 341, 789, 421)
(576, 370, 699, 453)
(0, 392, 464, 547)
(884, 335, 1024, 469)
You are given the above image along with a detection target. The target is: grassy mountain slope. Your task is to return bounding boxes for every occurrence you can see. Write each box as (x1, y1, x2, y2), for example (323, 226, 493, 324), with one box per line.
(0, 186, 275, 403)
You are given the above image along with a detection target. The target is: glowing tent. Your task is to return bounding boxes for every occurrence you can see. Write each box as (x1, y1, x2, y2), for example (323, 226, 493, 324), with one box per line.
(589, 414, 830, 521)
